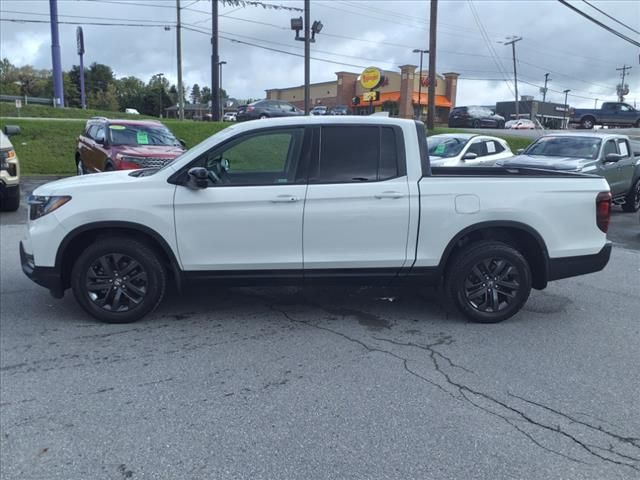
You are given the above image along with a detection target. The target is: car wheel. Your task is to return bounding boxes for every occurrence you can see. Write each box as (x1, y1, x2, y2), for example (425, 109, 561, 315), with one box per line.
(0, 185, 20, 212)
(472, 120, 480, 128)
(581, 117, 595, 129)
(259, 114, 268, 119)
(444, 241, 532, 323)
(104, 162, 114, 172)
(622, 178, 640, 213)
(71, 237, 166, 323)
(635, 119, 640, 128)
(497, 121, 505, 129)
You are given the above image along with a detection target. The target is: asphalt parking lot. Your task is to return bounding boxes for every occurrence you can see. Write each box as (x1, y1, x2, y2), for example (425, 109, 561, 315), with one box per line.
(1, 178, 639, 479)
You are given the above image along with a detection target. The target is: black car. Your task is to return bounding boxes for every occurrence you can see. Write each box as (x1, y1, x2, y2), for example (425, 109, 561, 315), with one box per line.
(236, 100, 303, 121)
(329, 105, 350, 115)
(448, 106, 505, 129)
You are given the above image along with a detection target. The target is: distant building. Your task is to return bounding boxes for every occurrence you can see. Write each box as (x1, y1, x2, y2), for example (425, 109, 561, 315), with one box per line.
(265, 66, 459, 122)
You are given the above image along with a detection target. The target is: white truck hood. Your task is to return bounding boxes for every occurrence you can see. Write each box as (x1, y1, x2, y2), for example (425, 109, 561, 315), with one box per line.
(33, 170, 149, 196)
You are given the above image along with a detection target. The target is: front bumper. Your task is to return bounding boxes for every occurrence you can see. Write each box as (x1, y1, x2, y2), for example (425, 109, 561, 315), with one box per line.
(547, 242, 612, 281)
(20, 241, 64, 298)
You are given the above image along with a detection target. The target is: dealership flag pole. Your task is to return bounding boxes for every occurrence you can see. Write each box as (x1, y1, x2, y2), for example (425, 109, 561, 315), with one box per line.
(427, 0, 437, 130)
(49, 0, 65, 107)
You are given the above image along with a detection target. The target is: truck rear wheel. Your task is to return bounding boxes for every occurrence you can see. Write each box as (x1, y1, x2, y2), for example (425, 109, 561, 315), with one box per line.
(445, 241, 532, 323)
(71, 237, 166, 323)
(580, 117, 595, 129)
(0, 185, 20, 212)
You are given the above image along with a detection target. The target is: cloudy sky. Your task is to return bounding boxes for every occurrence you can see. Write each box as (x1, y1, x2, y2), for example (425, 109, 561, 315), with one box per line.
(0, 0, 638, 107)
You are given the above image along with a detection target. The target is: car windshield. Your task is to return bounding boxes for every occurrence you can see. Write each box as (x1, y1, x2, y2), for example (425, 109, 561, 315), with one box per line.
(109, 124, 180, 147)
(525, 136, 602, 159)
(427, 136, 469, 158)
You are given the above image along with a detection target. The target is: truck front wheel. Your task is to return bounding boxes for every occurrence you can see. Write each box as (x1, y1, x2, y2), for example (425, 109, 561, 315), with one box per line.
(71, 237, 167, 323)
(445, 241, 532, 323)
(622, 178, 640, 213)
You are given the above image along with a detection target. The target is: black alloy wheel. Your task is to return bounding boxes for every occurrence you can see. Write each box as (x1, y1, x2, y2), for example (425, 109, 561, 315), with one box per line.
(71, 237, 166, 323)
(463, 257, 520, 314)
(85, 253, 148, 312)
(445, 241, 532, 323)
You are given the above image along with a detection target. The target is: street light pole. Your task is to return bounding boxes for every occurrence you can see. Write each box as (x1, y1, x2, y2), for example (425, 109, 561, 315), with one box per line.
(291, 4, 322, 115)
(503, 36, 522, 119)
(426, 0, 437, 130)
(211, 0, 220, 121)
(176, 0, 184, 120)
(218, 61, 227, 119)
(563, 89, 570, 129)
(413, 49, 428, 120)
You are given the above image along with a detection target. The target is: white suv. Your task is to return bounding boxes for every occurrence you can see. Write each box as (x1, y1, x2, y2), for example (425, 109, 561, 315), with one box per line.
(0, 125, 21, 212)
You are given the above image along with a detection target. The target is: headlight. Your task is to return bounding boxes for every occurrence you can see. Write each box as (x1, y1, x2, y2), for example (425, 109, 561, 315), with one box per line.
(0, 148, 16, 170)
(118, 155, 144, 166)
(28, 195, 72, 221)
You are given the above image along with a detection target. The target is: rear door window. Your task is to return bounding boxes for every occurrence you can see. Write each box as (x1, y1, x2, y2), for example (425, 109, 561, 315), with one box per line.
(314, 126, 402, 183)
(467, 140, 487, 157)
(616, 139, 629, 157)
(603, 140, 618, 156)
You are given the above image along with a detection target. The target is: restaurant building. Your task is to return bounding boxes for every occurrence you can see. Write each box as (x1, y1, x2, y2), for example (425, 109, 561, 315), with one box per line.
(265, 65, 459, 122)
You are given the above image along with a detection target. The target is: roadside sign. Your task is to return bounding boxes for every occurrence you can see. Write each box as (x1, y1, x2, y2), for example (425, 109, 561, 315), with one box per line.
(360, 67, 384, 90)
(15, 99, 22, 109)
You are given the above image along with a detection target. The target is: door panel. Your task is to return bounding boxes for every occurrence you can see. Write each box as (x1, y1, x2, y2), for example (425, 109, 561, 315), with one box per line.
(174, 127, 307, 271)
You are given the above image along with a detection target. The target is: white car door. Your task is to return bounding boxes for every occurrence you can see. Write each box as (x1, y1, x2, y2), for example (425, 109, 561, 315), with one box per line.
(303, 125, 410, 272)
(173, 127, 308, 271)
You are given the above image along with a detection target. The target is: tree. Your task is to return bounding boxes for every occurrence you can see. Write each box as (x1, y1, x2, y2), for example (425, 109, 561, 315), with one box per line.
(190, 83, 201, 104)
(88, 83, 119, 110)
(86, 62, 115, 95)
(200, 86, 211, 104)
(116, 76, 146, 112)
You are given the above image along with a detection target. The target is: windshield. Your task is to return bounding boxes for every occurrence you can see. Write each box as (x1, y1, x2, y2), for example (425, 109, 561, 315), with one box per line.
(525, 136, 602, 159)
(427, 136, 469, 158)
(109, 124, 181, 147)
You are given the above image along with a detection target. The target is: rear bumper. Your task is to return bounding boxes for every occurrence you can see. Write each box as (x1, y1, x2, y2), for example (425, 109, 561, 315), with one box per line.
(20, 241, 64, 298)
(547, 242, 612, 281)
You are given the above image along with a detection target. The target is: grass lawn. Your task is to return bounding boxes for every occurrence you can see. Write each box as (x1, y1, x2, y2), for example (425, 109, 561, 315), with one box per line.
(0, 103, 158, 120)
(0, 118, 229, 175)
(0, 109, 537, 175)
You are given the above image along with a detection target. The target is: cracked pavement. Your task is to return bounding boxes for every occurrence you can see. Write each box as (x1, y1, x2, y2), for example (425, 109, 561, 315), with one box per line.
(2, 203, 640, 479)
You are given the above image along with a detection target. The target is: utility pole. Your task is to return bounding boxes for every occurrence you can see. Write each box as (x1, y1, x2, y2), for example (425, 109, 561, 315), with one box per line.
(616, 65, 631, 102)
(426, 0, 437, 130)
(503, 36, 522, 119)
(176, 0, 184, 120)
(49, 0, 64, 107)
(542, 73, 550, 102)
(211, 0, 220, 121)
(413, 49, 428, 120)
(304, 0, 310, 115)
(563, 89, 570, 129)
(594, 98, 599, 108)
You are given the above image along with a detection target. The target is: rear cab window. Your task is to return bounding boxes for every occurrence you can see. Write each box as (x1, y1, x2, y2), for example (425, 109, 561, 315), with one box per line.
(312, 125, 404, 183)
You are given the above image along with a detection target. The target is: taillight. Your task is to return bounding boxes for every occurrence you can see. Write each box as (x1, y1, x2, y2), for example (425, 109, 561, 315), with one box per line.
(596, 191, 611, 233)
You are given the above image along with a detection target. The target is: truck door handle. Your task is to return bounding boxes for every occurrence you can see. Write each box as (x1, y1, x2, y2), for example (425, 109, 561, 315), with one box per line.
(271, 195, 300, 203)
(375, 191, 404, 199)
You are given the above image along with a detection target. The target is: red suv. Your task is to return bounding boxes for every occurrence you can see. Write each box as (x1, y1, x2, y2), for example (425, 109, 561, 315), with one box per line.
(75, 117, 186, 174)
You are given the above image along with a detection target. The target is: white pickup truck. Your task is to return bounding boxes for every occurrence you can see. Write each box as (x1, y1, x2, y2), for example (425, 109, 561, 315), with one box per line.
(21, 117, 613, 324)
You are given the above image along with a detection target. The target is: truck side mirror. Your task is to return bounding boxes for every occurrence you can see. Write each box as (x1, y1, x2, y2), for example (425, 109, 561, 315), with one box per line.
(187, 167, 209, 189)
(604, 153, 624, 163)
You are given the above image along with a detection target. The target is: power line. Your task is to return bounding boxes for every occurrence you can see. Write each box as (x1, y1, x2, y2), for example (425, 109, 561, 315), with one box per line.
(557, 0, 640, 47)
(0, 17, 172, 28)
(1, 9, 174, 24)
(581, 0, 640, 35)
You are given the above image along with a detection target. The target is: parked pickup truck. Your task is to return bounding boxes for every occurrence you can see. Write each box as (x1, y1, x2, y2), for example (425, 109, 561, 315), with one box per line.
(496, 133, 640, 212)
(569, 102, 640, 129)
(21, 117, 613, 324)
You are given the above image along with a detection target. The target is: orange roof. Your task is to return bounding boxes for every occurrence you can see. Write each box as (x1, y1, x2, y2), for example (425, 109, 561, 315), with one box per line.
(357, 91, 451, 107)
(412, 93, 452, 107)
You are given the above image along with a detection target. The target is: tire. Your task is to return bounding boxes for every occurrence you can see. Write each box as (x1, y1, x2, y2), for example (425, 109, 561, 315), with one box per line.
(104, 162, 114, 172)
(581, 117, 595, 129)
(472, 120, 480, 128)
(0, 185, 20, 212)
(497, 121, 505, 129)
(635, 119, 640, 128)
(444, 241, 532, 323)
(622, 178, 640, 213)
(259, 114, 268, 119)
(71, 237, 166, 323)
(76, 156, 85, 175)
